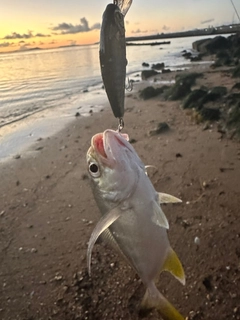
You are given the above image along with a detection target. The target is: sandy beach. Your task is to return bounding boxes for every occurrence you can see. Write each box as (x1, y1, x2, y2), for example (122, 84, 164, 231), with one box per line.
(1, 58, 240, 320)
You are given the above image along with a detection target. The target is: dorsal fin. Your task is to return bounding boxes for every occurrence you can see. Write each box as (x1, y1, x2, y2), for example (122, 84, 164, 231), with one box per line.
(158, 192, 182, 204)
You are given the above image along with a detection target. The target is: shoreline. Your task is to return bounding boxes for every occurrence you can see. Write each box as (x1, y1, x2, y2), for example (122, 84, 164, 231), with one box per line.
(0, 56, 214, 163)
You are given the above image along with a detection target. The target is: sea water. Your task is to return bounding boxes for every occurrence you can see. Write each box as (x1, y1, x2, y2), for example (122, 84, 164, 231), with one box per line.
(0, 35, 218, 160)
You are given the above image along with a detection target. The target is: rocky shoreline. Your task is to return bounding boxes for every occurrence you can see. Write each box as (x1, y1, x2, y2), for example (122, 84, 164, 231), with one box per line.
(138, 33, 240, 140)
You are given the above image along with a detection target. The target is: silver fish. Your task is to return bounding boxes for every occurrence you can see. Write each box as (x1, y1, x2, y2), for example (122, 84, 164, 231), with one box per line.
(86, 129, 185, 320)
(99, 1, 132, 120)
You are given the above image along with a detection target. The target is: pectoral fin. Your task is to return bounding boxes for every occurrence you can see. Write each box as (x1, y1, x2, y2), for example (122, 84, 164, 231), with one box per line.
(162, 247, 185, 285)
(87, 208, 122, 276)
(152, 200, 169, 229)
(158, 192, 182, 204)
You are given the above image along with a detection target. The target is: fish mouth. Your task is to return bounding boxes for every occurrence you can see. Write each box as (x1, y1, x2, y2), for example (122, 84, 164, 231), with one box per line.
(90, 130, 129, 163)
(92, 133, 107, 159)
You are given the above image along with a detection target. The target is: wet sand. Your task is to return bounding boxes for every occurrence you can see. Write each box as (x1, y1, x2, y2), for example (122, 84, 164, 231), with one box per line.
(1, 63, 240, 320)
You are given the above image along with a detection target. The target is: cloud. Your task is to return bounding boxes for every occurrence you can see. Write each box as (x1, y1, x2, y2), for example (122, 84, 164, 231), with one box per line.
(162, 25, 170, 31)
(2, 31, 50, 40)
(131, 28, 148, 34)
(201, 18, 215, 25)
(51, 17, 100, 35)
(35, 33, 51, 37)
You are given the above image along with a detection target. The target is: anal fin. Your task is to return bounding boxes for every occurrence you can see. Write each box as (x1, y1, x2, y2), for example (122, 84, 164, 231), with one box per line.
(162, 247, 185, 285)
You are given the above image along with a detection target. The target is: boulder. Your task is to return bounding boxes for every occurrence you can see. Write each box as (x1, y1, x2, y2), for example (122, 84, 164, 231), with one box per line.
(165, 73, 203, 101)
(182, 52, 192, 59)
(200, 86, 227, 104)
(142, 62, 149, 67)
(192, 38, 212, 53)
(151, 62, 165, 70)
(205, 36, 229, 54)
(213, 50, 232, 67)
(148, 122, 170, 136)
(193, 36, 229, 55)
(232, 83, 240, 91)
(232, 64, 240, 78)
(200, 106, 221, 121)
(182, 89, 207, 109)
(226, 93, 240, 105)
(162, 68, 171, 73)
(226, 102, 240, 136)
(190, 55, 202, 62)
(139, 86, 164, 100)
(141, 70, 159, 80)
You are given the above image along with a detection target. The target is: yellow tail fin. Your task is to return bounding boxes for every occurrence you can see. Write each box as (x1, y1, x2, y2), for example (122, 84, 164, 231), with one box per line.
(140, 282, 185, 320)
(163, 247, 185, 285)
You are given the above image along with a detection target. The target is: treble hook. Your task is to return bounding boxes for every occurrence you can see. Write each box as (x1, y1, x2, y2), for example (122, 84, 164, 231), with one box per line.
(117, 118, 124, 132)
(125, 78, 133, 92)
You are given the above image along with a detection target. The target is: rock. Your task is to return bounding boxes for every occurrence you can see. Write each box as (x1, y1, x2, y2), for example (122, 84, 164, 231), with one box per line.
(162, 68, 171, 73)
(139, 86, 164, 100)
(200, 86, 227, 104)
(214, 50, 232, 66)
(151, 62, 165, 70)
(182, 88, 207, 109)
(142, 62, 149, 67)
(141, 70, 159, 80)
(226, 102, 240, 136)
(232, 64, 240, 78)
(232, 82, 240, 91)
(190, 55, 202, 62)
(233, 47, 240, 59)
(200, 106, 221, 121)
(176, 153, 182, 158)
(202, 276, 213, 291)
(75, 112, 80, 117)
(14, 154, 21, 159)
(129, 138, 137, 144)
(182, 52, 192, 59)
(226, 93, 240, 105)
(193, 36, 229, 55)
(148, 122, 170, 136)
(192, 38, 212, 53)
(165, 73, 203, 101)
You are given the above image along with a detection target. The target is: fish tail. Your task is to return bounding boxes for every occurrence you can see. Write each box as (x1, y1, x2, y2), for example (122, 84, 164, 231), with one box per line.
(140, 282, 185, 320)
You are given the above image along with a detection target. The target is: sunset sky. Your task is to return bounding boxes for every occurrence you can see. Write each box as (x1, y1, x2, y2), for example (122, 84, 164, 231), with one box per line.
(0, 0, 239, 53)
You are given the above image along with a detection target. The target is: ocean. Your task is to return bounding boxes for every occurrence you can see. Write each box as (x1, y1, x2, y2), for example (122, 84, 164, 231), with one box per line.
(0, 35, 217, 160)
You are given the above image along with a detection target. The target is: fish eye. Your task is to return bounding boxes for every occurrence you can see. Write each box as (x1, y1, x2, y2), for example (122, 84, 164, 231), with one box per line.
(88, 162, 100, 177)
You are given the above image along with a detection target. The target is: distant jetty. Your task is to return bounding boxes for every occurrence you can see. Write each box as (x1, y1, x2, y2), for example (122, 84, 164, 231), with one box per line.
(126, 23, 240, 42)
(126, 41, 170, 46)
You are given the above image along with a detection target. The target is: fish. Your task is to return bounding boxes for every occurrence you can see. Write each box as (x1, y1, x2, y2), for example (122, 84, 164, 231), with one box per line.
(86, 129, 185, 320)
(99, 1, 132, 120)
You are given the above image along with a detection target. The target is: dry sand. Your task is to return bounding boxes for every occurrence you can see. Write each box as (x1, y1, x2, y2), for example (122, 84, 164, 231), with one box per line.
(1, 64, 240, 320)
